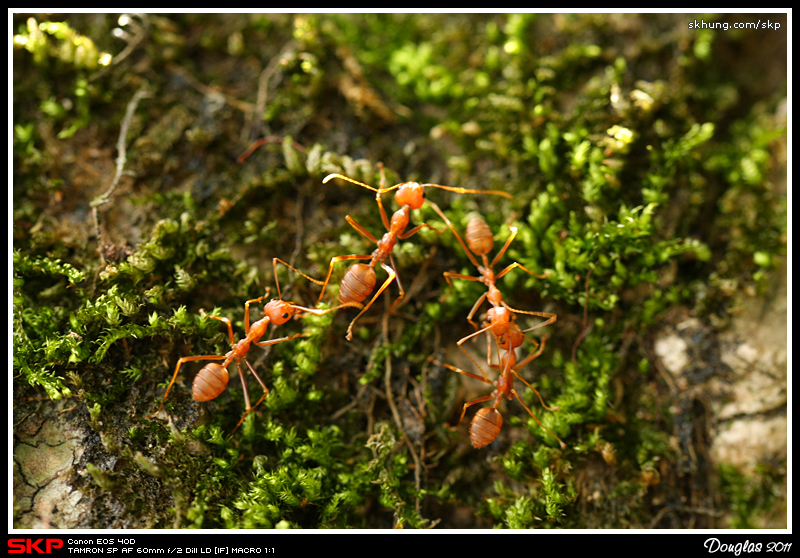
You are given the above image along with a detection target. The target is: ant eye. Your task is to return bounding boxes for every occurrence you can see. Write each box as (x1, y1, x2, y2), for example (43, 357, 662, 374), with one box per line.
(282, 313, 289, 319)
(486, 316, 492, 323)
(421, 192, 426, 199)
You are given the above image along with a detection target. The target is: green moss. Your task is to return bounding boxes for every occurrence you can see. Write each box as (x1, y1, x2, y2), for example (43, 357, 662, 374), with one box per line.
(13, 17, 112, 69)
(718, 464, 786, 529)
(13, 13, 786, 529)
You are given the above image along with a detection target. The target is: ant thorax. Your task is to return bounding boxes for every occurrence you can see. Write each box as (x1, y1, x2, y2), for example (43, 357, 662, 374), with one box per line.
(389, 208, 409, 232)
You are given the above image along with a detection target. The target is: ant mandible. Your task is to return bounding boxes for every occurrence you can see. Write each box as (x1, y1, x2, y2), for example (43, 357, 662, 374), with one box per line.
(147, 258, 362, 432)
(432, 322, 565, 449)
(311, 164, 513, 340)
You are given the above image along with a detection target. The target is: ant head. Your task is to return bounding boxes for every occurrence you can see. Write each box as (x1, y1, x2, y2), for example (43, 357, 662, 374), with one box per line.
(394, 182, 426, 210)
(264, 299, 301, 325)
(485, 306, 512, 329)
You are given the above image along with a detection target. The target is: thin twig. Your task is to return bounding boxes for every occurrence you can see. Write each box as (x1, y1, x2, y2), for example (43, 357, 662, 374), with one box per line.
(330, 382, 368, 421)
(389, 246, 436, 314)
(90, 14, 149, 82)
(244, 41, 298, 143)
(91, 87, 151, 264)
(648, 504, 724, 528)
(167, 63, 255, 113)
(288, 194, 304, 285)
(382, 293, 424, 514)
(571, 268, 593, 364)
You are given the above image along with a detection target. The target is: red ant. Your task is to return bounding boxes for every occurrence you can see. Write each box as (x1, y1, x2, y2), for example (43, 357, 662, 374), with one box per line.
(443, 215, 549, 328)
(432, 322, 565, 449)
(307, 164, 513, 340)
(439, 214, 557, 381)
(147, 258, 362, 432)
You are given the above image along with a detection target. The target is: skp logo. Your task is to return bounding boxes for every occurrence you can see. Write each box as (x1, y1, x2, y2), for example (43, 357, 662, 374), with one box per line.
(8, 539, 64, 554)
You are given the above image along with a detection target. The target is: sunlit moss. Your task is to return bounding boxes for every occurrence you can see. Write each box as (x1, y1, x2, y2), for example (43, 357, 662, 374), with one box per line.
(13, 13, 786, 529)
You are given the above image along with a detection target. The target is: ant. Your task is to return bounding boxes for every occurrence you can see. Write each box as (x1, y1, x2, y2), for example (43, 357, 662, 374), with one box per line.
(439, 214, 557, 381)
(431, 322, 565, 449)
(147, 258, 362, 432)
(309, 164, 513, 340)
(442, 215, 549, 328)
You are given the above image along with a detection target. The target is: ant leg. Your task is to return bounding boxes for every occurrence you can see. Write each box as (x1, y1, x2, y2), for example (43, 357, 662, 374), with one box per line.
(231, 357, 270, 433)
(323, 169, 407, 225)
(443, 271, 482, 288)
(397, 221, 445, 239)
(427, 201, 481, 269)
(201, 311, 235, 345)
(275, 252, 370, 310)
(418, 183, 512, 200)
(291, 300, 364, 315)
(148, 355, 226, 419)
(494, 259, 550, 283)
(345, 216, 378, 244)
(231, 359, 252, 433)
(243, 356, 269, 410)
(514, 335, 548, 369)
(494, 261, 537, 281)
(489, 226, 521, 269)
(322, 173, 382, 193)
(486, 329, 499, 369)
(377, 161, 386, 189)
(273, 257, 324, 301)
(316, 254, 372, 306)
(511, 389, 566, 449)
(373, 163, 394, 231)
(440, 271, 482, 307)
(456, 324, 495, 382)
(495, 262, 549, 281)
(253, 332, 307, 348)
(502, 306, 558, 332)
(464, 291, 489, 330)
(507, 337, 558, 412)
(374, 192, 391, 232)
(385, 258, 405, 312)
(322, 168, 400, 230)
(455, 395, 494, 430)
(512, 371, 560, 412)
(345, 263, 396, 341)
(428, 357, 492, 384)
(244, 288, 272, 333)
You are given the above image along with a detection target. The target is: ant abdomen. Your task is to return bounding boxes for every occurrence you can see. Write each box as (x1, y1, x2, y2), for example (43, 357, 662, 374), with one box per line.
(465, 217, 494, 256)
(192, 363, 229, 402)
(339, 263, 377, 305)
(470, 407, 503, 448)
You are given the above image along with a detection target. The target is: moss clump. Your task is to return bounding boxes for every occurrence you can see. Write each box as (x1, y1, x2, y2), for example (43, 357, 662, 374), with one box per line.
(13, 13, 785, 528)
(718, 464, 786, 529)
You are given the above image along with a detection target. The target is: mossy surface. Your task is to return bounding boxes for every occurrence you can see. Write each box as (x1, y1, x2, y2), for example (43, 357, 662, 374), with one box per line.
(13, 13, 786, 529)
